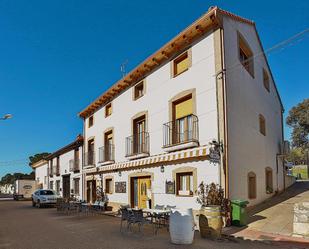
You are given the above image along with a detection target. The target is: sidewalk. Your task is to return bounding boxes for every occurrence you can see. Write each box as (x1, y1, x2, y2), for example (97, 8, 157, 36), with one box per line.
(223, 180, 309, 248)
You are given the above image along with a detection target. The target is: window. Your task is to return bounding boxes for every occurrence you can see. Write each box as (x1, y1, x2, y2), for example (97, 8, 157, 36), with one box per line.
(173, 51, 189, 77)
(265, 168, 273, 194)
(263, 69, 270, 92)
(134, 81, 144, 100)
(105, 103, 112, 117)
(88, 116, 94, 127)
(176, 172, 193, 196)
(104, 130, 114, 161)
(105, 178, 113, 194)
(259, 114, 266, 136)
(238, 33, 254, 77)
(173, 95, 194, 144)
(74, 178, 80, 195)
(56, 180, 60, 194)
(50, 181, 54, 190)
(248, 172, 256, 199)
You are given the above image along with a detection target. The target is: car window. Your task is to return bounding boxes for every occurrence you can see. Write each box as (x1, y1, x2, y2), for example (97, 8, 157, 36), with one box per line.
(35, 191, 39, 195)
(40, 190, 54, 195)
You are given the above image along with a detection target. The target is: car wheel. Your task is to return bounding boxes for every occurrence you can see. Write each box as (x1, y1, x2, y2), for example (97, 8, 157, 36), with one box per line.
(32, 199, 35, 207)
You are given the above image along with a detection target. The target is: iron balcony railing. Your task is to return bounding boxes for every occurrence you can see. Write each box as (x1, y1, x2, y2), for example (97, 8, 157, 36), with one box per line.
(48, 167, 53, 177)
(163, 114, 199, 148)
(125, 131, 149, 157)
(98, 144, 115, 163)
(84, 151, 95, 167)
(69, 158, 80, 172)
(53, 165, 60, 176)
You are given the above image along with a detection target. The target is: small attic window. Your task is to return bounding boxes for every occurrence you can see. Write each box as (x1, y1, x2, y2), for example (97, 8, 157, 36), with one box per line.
(263, 69, 270, 92)
(238, 33, 254, 77)
(105, 103, 112, 117)
(173, 51, 190, 77)
(134, 81, 144, 100)
(88, 116, 94, 128)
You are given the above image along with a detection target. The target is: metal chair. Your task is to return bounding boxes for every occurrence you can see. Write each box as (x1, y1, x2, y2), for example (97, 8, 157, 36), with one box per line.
(128, 209, 150, 233)
(119, 207, 133, 232)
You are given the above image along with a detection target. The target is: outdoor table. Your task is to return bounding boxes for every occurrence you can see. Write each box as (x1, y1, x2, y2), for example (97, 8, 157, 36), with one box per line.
(142, 208, 171, 234)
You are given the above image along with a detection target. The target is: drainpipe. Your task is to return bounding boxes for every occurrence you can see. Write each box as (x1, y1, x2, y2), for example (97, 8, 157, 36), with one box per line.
(82, 117, 86, 201)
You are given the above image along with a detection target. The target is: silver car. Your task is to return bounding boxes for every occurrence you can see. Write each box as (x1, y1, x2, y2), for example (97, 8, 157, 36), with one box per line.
(32, 189, 58, 208)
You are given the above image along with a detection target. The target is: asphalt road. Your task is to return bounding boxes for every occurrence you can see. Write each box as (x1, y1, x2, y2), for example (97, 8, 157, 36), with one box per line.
(0, 201, 303, 249)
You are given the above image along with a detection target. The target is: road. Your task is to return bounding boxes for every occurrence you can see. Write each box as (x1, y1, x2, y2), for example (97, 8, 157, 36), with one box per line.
(0, 201, 305, 249)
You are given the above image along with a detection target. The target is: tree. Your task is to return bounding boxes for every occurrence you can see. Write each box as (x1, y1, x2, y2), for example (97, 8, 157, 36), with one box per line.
(286, 147, 306, 165)
(286, 98, 309, 149)
(0, 172, 35, 185)
(28, 152, 50, 166)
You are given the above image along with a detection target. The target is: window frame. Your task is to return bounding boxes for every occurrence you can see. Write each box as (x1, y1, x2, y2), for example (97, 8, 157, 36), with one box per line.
(74, 178, 80, 195)
(248, 172, 257, 199)
(172, 49, 192, 78)
(238, 32, 254, 78)
(263, 68, 270, 92)
(265, 167, 273, 194)
(133, 81, 145, 100)
(105, 103, 112, 117)
(88, 115, 94, 128)
(259, 114, 266, 136)
(105, 178, 113, 194)
(176, 172, 193, 197)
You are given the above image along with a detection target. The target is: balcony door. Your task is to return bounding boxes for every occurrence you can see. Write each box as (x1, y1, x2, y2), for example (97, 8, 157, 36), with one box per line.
(88, 139, 95, 165)
(133, 115, 146, 154)
(104, 131, 113, 161)
(172, 95, 193, 144)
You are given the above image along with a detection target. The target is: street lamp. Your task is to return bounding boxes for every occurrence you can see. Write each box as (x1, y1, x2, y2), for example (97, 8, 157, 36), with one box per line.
(0, 114, 13, 120)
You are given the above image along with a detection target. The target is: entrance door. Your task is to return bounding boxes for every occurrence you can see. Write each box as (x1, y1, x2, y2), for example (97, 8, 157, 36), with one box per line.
(86, 180, 96, 203)
(62, 175, 70, 198)
(138, 177, 151, 208)
(131, 176, 151, 209)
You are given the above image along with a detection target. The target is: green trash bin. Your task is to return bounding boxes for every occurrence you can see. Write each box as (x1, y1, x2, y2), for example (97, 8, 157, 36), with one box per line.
(231, 199, 249, 226)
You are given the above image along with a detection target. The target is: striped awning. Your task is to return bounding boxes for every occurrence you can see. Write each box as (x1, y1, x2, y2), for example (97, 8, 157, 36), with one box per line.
(84, 145, 210, 175)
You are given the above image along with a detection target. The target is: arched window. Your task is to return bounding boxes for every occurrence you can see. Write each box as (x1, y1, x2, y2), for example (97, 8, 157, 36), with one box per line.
(265, 167, 273, 194)
(248, 172, 257, 199)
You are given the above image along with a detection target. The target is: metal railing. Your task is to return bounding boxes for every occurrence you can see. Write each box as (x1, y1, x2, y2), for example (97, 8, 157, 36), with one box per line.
(69, 158, 80, 172)
(163, 114, 199, 147)
(125, 131, 149, 157)
(48, 167, 53, 177)
(98, 144, 115, 163)
(83, 151, 95, 167)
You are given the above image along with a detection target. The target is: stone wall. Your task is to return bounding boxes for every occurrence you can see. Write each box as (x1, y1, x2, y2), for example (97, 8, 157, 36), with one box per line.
(293, 202, 309, 238)
(285, 175, 296, 189)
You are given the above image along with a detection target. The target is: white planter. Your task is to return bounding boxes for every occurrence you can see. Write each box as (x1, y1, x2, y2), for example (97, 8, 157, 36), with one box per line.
(169, 208, 195, 244)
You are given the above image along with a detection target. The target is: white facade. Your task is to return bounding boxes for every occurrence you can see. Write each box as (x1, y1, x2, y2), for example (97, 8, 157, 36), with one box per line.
(32, 160, 49, 190)
(222, 16, 284, 205)
(48, 145, 83, 200)
(80, 8, 285, 209)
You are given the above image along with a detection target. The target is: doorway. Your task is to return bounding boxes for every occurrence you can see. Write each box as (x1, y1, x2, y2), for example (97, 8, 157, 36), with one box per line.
(86, 180, 96, 203)
(62, 175, 70, 198)
(130, 176, 151, 209)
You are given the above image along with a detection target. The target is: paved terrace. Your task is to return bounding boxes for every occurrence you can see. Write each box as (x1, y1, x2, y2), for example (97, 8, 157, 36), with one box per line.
(1, 200, 307, 249)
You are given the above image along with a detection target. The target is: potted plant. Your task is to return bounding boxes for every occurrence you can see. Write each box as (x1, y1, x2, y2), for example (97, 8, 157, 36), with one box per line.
(197, 182, 225, 239)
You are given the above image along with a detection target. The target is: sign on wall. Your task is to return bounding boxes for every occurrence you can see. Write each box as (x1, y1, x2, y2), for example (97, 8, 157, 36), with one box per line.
(115, 181, 126, 193)
(165, 181, 175, 194)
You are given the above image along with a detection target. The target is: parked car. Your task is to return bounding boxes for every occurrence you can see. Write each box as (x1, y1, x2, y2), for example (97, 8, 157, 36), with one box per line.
(32, 189, 58, 208)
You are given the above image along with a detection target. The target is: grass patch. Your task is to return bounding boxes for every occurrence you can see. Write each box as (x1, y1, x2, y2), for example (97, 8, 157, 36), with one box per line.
(292, 166, 308, 179)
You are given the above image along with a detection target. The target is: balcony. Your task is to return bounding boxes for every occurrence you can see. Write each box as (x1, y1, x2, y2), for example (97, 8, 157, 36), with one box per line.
(125, 131, 149, 160)
(98, 145, 115, 165)
(163, 114, 199, 152)
(53, 165, 60, 176)
(69, 159, 80, 173)
(84, 151, 95, 168)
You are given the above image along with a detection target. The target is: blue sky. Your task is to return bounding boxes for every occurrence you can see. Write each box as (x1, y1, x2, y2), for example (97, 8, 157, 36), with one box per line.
(0, 0, 308, 177)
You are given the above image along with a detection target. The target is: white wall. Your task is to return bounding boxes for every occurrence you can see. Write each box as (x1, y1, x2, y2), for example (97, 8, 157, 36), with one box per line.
(85, 32, 218, 164)
(49, 146, 83, 200)
(35, 162, 48, 189)
(223, 16, 284, 206)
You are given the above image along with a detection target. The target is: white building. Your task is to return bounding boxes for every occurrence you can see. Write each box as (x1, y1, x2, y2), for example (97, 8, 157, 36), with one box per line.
(78, 7, 285, 210)
(42, 136, 83, 200)
(32, 159, 49, 190)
